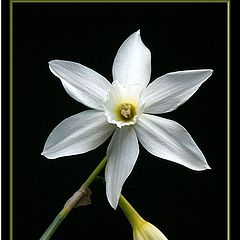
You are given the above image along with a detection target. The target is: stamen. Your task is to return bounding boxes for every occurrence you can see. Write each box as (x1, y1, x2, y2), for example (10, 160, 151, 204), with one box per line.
(120, 103, 134, 120)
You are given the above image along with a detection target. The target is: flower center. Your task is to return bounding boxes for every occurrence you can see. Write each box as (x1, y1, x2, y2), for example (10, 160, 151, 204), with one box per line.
(119, 103, 136, 121)
(104, 81, 144, 128)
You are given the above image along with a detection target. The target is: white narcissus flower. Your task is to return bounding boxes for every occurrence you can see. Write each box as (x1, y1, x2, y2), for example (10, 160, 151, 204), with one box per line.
(42, 30, 213, 209)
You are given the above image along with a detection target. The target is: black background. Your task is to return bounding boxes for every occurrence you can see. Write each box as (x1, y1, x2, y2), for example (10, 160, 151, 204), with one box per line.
(10, 2, 228, 240)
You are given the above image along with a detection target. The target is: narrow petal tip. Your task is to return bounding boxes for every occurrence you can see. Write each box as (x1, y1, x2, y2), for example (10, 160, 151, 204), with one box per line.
(48, 60, 59, 70)
(201, 69, 213, 78)
(41, 152, 49, 159)
(41, 150, 54, 159)
(205, 164, 212, 170)
(48, 59, 62, 69)
(106, 186, 119, 210)
(194, 163, 211, 171)
(48, 59, 56, 66)
(41, 151, 50, 159)
(199, 160, 212, 171)
(207, 69, 213, 75)
(111, 202, 118, 210)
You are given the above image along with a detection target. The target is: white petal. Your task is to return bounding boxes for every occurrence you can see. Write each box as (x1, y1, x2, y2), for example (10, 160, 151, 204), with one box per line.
(49, 60, 111, 110)
(142, 70, 213, 114)
(42, 110, 115, 159)
(105, 127, 139, 209)
(134, 114, 210, 171)
(112, 30, 151, 89)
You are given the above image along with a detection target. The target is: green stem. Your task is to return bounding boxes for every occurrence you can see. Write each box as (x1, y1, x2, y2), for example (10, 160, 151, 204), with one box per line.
(118, 195, 144, 228)
(39, 156, 108, 240)
(83, 156, 107, 187)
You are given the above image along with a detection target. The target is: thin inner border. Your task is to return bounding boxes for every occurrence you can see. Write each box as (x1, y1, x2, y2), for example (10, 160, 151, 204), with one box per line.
(9, 1, 230, 240)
